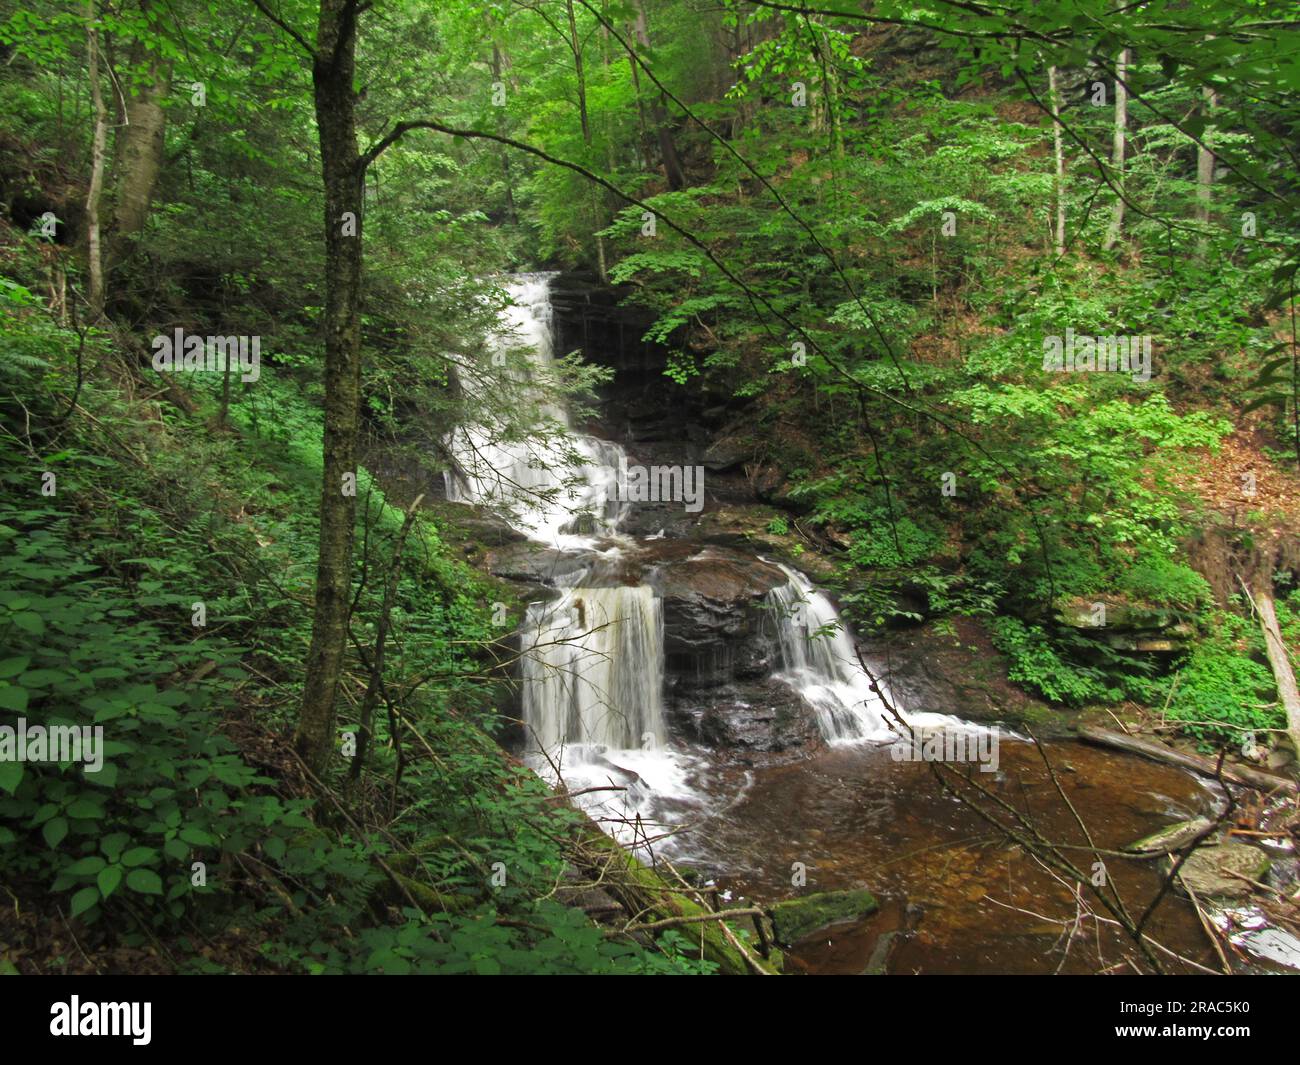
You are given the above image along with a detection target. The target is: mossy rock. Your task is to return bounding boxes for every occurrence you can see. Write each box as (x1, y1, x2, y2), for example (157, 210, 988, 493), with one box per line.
(770, 889, 878, 945)
(1169, 842, 1271, 900)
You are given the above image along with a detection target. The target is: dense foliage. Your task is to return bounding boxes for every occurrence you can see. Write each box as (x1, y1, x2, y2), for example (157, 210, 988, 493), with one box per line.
(0, 0, 1297, 974)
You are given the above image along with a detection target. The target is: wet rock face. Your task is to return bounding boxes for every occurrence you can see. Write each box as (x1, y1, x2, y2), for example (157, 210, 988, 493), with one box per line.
(867, 616, 1074, 734)
(670, 678, 823, 761)
(643, 543, 788, 688)
(484, 542, 601, 586)
(643, 542, 824, 759)
(548, 272, 702, 450)
(702, 431, 754, 472)
(548, 272, 772, 506)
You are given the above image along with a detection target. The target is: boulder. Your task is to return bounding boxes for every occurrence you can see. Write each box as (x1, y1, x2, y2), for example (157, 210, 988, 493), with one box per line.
(453, 514, 528, 548)
(484, 543, 595, 586)
(1053, 596, 1193, 653)
(671, 678, 822, 761)
(702, 432, 754, 472)
(1171, 842, 1271, 900)
(770, 889, 879, 944)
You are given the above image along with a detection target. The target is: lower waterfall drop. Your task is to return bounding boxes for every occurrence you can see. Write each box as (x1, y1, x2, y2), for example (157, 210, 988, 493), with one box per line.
(521, 584, 666, 757)
(517, 578, 709, 851)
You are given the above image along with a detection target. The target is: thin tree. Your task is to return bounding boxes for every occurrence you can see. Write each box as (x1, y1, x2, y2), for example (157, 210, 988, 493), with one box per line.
(250, 0, 367, 773)
(84, 0, 108, 318)
(105, 0, 171, 281)
(1102, 48, 1129, 252)
(1048, 64, 1065, 257)
(1195, 83, 1217, 257)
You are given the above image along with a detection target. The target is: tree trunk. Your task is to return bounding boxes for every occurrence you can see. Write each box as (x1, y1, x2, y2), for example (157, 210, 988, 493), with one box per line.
(350, 493, 424, 784)
(565, 0, 591, 147)
(1102, 48, 1129, 252)
(105, 10, 170, 278)
(631, 0, 685, 189)
(1048, 65, 1065, 257)
(625, 35, 651, 169)
(296, 0, 366, 774)
(566, 0, 604, 272)
(490, 44, 517, 224)
(84, 1, 108, 318)
(1196, 84, 1217, 257)
(1078, 725, 1297, 793)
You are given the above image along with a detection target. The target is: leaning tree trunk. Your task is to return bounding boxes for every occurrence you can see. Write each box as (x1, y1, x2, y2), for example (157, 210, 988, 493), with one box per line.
(295, 0, 366, 774)
(1251, 578, 1300, 761)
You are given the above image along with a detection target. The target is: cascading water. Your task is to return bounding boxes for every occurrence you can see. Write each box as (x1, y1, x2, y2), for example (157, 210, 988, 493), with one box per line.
(444, 274, 699, 847)
(443, 274, 626, 547)
(521, 584, 666, 756)
(765, 562, 969, 742)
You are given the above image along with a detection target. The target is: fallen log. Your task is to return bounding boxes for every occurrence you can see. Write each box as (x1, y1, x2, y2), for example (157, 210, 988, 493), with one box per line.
(565, 826, 782, 975)
(1077, 725, 1297, 793)
(1243, 577, 1300, 762)
(485, 733, 782, 975)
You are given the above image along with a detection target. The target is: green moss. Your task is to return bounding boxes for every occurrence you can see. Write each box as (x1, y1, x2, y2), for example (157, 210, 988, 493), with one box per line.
(770, 889, 878, 944)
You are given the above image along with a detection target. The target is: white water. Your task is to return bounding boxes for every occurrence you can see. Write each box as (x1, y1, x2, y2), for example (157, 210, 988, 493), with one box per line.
(443, 274, 626, 547)
(446, 275, 704, 846)
(519, 579, 707, 850)
(765, 562, 971, 743)
(522, 584, 666, 753)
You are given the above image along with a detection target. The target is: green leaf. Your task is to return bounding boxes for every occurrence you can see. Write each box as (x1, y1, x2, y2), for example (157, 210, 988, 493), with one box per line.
(179, 826, 216, 846)
(65, 855, 106, 876)
(66, 797, 104, 819)
(0, 685, 29, 712)
(69, 887, 99, 918)
(121, 847, 158, 867)
(0, 760, 23, 795)
(42, 816, 68, 847)
(11, 612, 44, 636)
(19, 668, 69, 689)
(97, 864, 123, 898)
(125, 869, 163, 895)
(0, 656, 31, 678)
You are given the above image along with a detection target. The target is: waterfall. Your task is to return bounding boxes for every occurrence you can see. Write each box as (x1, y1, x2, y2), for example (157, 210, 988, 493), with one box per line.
(447, 274, 676, 790)
(443, 273, 626, 546)
(522, 584, 666, 756)
(765, 562, 966, 742)
(518, 577, 702, 851)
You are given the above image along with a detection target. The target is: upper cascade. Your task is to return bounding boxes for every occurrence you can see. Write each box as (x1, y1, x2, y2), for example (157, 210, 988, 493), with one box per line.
(443, 273, 627, 548)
